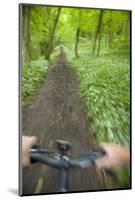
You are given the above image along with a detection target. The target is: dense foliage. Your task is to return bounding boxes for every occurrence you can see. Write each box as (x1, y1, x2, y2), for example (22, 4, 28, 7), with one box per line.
(22, 59, 48, 104)
(70, 46, 130, 147)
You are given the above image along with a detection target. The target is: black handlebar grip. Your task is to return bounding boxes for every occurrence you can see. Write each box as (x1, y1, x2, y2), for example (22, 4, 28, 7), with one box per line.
(92, 147, 106, 156)
(29, 152, 37, 164)
(29, 144, 40, 163)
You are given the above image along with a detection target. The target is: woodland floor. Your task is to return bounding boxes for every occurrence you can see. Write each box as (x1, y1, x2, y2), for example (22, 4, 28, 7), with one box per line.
(22, 53, 112, 195)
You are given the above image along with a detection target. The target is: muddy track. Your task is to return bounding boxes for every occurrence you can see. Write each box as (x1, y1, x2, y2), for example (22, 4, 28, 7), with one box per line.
(22, 50, 111, 195)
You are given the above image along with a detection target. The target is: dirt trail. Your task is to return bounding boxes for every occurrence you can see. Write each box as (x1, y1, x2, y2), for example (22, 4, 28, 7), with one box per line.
(22, 48, 111, 195)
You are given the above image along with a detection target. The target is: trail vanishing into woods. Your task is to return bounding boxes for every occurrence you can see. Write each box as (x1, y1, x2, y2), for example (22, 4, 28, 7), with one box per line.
(22, 48, 112, 195)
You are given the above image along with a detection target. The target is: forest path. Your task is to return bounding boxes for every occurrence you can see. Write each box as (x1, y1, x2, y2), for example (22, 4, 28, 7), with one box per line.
(22, 51, 111, 195)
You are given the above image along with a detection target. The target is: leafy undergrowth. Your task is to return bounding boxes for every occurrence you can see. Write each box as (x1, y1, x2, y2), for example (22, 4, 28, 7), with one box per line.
(69, 48, 130, 188)
(22, 59, 48, 105)
(70, 52, 130, 147)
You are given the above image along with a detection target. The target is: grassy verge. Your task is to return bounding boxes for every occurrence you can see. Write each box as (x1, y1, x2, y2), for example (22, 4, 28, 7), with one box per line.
(22, 59, 48, 105)
(70, 51, 130, 147)
(69, 46, 130, 188)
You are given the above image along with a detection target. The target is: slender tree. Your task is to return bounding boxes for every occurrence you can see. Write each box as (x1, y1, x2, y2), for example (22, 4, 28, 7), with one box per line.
(108, 11, 113, 49)
(92, 10, 104, 56)
(23, 5, 31, 63)
(45, 7, 61, 59)
(97, 30, 101, 56)
(74, 27, 80, 58)
(74, 10, 82, 58)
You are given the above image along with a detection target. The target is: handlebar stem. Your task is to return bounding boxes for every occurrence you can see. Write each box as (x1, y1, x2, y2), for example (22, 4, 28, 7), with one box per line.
(56, 166, 69, 192)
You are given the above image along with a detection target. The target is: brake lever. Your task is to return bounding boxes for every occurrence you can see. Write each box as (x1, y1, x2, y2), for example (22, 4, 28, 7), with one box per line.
(30, 144, 57, 153)
(29, 144, 58, 164)
(92, 147, 106, 156)
(70, 148, 106, 169)
(91, 147, 106, 159)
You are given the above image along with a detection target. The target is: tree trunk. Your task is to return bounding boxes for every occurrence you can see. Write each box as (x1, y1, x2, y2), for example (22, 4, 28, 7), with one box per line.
(45, 8, 61, 60)
(123, 13, 130, 48)
(105, 33, 108, 47)
(74, 10, 82, 58)
(74, 27, 80, 58)
(23, 5, 31, 64)
(92, 10, 104, 56)
(108, 11, 113, 49)
(97, 32, 101, 56)
(108, 31, 113, 48)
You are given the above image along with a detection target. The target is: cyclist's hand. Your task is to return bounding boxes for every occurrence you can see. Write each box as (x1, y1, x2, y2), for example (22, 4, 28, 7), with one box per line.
(22, 136, 37, 167)
(95, 143, 130, 169)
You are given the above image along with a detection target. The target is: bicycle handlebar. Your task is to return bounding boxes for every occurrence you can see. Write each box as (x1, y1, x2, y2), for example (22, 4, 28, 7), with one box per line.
(29, 140, 106, 169)
(29, 151, 64, 168)
(29, 139, 106, 192)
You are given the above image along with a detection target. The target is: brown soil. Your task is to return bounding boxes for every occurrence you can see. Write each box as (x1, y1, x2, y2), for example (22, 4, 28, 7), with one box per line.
(22, 49, 111, 195)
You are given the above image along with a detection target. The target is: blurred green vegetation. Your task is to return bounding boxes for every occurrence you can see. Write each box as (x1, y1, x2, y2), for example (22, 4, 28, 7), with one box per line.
(70, 46, 130, 147)
(22, 59, 48, 105)
(21, 5, 130, 188)
(70, 44, 130, 188)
